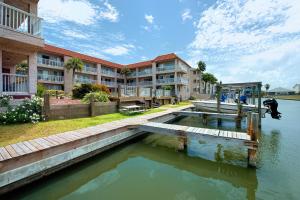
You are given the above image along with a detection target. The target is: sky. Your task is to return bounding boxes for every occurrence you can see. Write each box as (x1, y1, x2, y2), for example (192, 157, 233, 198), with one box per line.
(38, 0, 300, 89)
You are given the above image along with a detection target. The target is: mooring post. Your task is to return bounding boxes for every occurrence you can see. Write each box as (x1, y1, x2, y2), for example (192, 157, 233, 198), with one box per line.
(247, 111, 252, 134)
(202, 114, 208, 125)
(43, 93, 50, 121)
(248, 112, 259, 167)
(178, 132, 187, 151)
(216, 82, 222, 126)
(257, 83, 262, 128)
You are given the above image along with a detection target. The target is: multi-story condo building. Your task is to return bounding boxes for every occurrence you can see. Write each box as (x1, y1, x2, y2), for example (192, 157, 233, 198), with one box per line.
(0, 0, 201, 100)
(0, 0, 44, 97)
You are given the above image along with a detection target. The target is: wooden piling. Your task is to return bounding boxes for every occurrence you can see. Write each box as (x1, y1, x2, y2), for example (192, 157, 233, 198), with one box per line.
(257, 83, 262, 128)
(43, 93, 50, 121)
(216, 82, 222, 126)
(248, 112, 259, 167)
(202, 114, 208, 125)
(178, 132, 187, 151)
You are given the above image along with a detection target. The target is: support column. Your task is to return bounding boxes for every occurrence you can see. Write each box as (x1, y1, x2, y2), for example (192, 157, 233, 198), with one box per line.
(0, 49, 2, 93)
(63, 56, 73, 94)
(28, 52, 38, 95)
(136, 68, 139, 87)
(174, 72, 178, 97)
(152, 62, 156, 96)
(97, 64, 101, 84)
(114, 68, 118, 88)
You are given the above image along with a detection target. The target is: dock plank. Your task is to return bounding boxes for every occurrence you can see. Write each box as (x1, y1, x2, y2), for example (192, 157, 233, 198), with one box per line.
(23, 141, 38, 152)
(11, 144, 26, 155)
(4, 145, 19, 157)
(0, 147, 12, 160)
(28, 140, 44, 151)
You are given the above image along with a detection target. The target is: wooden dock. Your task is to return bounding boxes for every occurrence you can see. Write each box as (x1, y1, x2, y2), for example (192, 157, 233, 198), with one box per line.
(138, 122, 255, 147)
(174, 111, 240, 119)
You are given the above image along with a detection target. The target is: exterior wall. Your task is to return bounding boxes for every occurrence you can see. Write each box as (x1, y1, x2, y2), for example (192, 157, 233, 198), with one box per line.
(0, 49, 2, 93)
(28, 52, 37, 95)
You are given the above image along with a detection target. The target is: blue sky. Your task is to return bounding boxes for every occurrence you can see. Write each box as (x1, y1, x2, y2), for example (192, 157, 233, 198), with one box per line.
(39, 0, 300, 89)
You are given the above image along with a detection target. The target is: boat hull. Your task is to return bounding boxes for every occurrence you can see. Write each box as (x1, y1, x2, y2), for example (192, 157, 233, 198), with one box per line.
(192, 101, 268, 114)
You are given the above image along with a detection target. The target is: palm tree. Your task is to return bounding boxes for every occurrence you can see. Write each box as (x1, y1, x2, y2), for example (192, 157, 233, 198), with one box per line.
(208, 74, 218, 95)
(196, 61, 206, 93)
(265, 83, 270, 93)
(64, 57, 84, 84)
(120, 67, 131, 85)
(202, 73, 211, 94)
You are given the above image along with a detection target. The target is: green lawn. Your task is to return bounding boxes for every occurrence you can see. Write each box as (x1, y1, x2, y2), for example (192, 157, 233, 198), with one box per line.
(275, 95, 300, 101)
(0, 101, 191, 147)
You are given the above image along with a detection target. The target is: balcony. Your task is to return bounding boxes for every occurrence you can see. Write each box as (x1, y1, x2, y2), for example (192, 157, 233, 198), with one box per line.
(1, 73, 28, 94)
(38, 57, 64, 69)
(38, 74, 64, 83)
(127, 71, 137, 77)
(138, 70, 152, 76)
(0, 2, 44, 49)
(127, 82, 136, 86)
(157, 78, 175, 84)
(101, 69, 116, 77)
(75, 78, 96, 84)
(177, 77, 188, 85)
(101, 81, 116, 87)
(139, 81, 152, 86)
(82, 66, 97, 74)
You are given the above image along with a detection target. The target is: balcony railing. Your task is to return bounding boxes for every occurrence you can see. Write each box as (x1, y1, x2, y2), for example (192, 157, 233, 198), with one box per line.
(75, 78, 96, 84)
(82, 66, 97, 73)
(139, 81, 152, 86)
(101, 81, 116, 87)
(140, 87, 151, 97)
(157, 65, 175, 72)
(127, 71, 137, 77)
(38, 74, 63, 82)
(138, 70, 152, 76)
(155, 89, 172, 97)
(1, 73, 28, 93)
(157, 78, 175, 84)
(177, 77, 188, 84)
(101, 70, 116, 77)
(127, 82, 136, 86)
(38, 57, 63, 68)
(0, 2, 42, 37)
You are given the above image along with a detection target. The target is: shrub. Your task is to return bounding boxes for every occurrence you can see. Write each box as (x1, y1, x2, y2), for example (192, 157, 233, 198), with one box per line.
(37, 83, 46, 97)
(47, 90, 65, 97)
(0, 96, 44, 124)
(0, 94, 12, 107)
(162, 85, 172, 90)
(82, 92, 110, 103)
(72, 83, 110, 99)
(91, 84, 110, 95)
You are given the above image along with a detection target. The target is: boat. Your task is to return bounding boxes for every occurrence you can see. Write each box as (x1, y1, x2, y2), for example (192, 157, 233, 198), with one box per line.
(192, 100, 268, 114)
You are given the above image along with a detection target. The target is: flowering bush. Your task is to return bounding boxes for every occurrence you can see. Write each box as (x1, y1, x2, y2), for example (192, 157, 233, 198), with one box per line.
(82, 92, 110, 103)
(0, 94, 12, 107)
(0, 96, 44, 125)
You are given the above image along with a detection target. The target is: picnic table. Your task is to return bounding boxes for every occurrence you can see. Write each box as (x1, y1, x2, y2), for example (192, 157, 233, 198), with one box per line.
(120, 105, 145, 115)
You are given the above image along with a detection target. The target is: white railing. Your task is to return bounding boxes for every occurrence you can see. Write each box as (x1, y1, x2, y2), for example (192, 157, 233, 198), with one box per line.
(75, 78, 96, 84)
(37, 57, 63, 68)
(140, 87, 151, 97)
(157, 78, 175, 84)
(1, 73, 28, 93)
(101, 69, 116, 77)
(127, 71, 137, 77)
(37, 74, 63, 82)
(155, 89, 172, 97)
(82, 66, 97, 73)
(177, 77, 188, 84)
(101, 81, 116, 87)
(139, 81, 152, 86)
(138, 70, 152, 76)
(127, 82, 136, 86)
(120, 85, 137, 97)
(0, 2, 42, 37)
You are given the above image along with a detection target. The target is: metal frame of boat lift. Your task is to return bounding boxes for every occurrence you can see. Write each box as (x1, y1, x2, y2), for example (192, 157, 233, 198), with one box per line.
(217, 81, 263, 128)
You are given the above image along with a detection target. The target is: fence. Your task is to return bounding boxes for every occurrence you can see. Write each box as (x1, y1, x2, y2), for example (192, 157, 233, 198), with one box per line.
(43, 94, 118, 120)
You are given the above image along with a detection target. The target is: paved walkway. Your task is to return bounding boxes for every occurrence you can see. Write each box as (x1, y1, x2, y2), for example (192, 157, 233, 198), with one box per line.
(0, 105, 192, 162)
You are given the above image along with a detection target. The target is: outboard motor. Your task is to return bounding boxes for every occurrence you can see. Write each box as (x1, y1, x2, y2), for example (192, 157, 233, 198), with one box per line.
(263, 99, 281, 119)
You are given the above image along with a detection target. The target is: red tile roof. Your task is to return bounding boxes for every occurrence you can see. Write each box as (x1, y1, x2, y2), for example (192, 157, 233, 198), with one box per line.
(42, 44, 191, 69)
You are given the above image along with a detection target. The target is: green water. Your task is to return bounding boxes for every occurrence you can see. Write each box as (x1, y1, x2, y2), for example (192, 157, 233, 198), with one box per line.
(4, 100, 300, 200)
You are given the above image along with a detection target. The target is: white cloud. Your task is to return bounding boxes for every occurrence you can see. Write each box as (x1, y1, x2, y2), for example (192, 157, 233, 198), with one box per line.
(102, 44, 135, 56)
(145, 14, 154, 24)
(39, 0, 98, 25)
(181, 9, 193, 22)
(39, 0, 119, 24)
(63, 30, 89, 39)
(99, 1, 119, 22)
(188, 0, 300, 88)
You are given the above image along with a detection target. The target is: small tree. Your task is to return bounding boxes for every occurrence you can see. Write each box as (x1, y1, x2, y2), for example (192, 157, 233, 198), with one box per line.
(196, 61, 206, 93)
(16, 62, 29, 75)
(64, 57, 84, 83)
(120, 67, 132, 85)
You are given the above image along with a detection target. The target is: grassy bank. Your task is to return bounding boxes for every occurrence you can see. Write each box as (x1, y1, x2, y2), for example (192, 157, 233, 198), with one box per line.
(275, 95, 300, 101)
(0, 102, 191, 147)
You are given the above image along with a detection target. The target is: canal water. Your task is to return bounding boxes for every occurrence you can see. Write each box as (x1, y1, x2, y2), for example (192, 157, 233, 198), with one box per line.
(5, 100, 300, 200)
